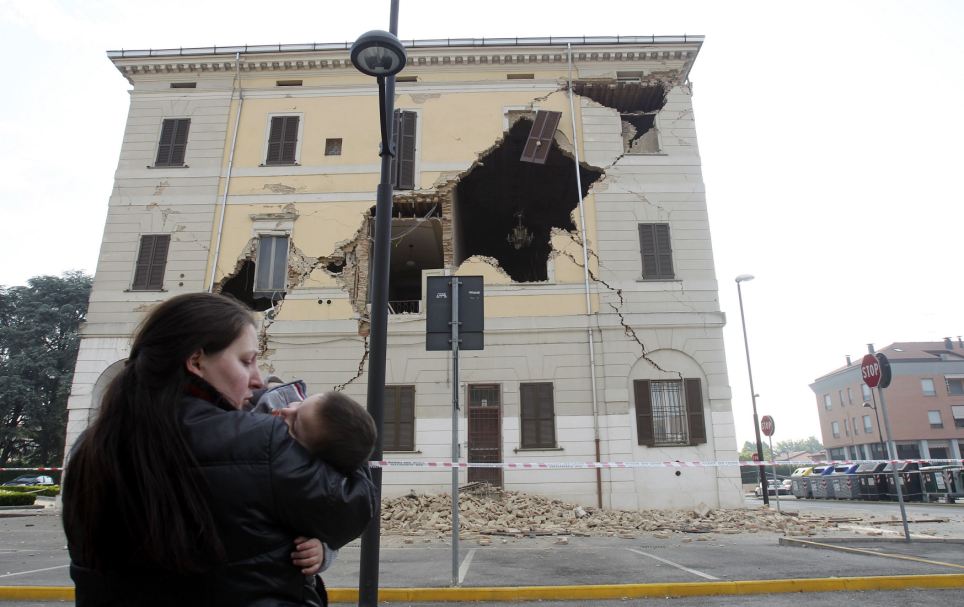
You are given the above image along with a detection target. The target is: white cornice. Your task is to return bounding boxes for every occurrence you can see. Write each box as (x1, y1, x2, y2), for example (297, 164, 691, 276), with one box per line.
(110, 38, 702, 83)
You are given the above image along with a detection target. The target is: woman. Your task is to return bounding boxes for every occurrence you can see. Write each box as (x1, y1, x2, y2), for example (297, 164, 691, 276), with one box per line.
(62, 293, 375, 606)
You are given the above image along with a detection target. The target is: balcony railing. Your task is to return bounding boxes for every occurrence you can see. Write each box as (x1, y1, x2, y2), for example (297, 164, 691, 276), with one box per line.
(388, 300, 420, 314)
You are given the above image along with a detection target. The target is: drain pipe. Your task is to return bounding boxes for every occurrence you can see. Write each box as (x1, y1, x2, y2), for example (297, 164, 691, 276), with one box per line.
(567, 43, 603, 509)
(209, 52, 244, 292)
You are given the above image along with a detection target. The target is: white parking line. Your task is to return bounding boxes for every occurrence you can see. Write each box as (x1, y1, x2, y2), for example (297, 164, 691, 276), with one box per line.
(626, 548, 719, 580)
(458, 548, 477, 584)
(0, 564, 68, 579)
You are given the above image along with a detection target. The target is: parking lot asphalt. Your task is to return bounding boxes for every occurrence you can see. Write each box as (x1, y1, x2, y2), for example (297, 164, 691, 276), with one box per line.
(1, 498, 963, 604)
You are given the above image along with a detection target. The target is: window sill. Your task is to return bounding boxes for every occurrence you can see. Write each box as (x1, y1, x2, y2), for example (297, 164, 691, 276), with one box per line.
(513, 446, 563, 453)
(384, 450, 422, 454)
(125, 288, 167, 292)
(148, 164, 189, 169)
(260, 162, 301, 167)
(636, 277, 681, 282)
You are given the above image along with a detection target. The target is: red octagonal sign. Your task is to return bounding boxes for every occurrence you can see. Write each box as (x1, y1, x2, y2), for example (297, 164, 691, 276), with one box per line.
(861, 354, 881, 388)
(760, 415, 775, 437)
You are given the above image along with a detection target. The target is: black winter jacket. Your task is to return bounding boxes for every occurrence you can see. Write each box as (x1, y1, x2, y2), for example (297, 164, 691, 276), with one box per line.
(68, 394, 376, 606)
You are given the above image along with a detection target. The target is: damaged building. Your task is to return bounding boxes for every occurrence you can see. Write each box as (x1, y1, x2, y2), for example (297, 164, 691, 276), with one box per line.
(65, 36, 743, 510)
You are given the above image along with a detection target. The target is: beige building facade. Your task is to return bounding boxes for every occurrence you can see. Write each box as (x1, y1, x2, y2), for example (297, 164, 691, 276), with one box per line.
(66, 36, 743, 510)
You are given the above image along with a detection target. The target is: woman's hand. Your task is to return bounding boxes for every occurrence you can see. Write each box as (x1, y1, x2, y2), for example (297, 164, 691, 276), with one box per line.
(291, 536, 324, 575)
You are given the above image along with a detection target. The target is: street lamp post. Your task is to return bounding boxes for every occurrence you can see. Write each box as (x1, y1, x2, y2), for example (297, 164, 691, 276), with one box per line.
(863, 400, 885, 458)
(350, 6, 406, 606)
(735, 274, 768, 506)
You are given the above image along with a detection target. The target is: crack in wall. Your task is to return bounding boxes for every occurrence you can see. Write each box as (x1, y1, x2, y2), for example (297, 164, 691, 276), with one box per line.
(554, 239, 675, 377)
(333, 336, 369, 391)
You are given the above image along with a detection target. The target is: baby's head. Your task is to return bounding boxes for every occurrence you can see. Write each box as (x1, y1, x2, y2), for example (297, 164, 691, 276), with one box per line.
(279, 392, 376, 473)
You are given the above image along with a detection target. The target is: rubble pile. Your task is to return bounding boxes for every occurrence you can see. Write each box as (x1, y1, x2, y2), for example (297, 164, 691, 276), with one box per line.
(380, 486, 846, 539)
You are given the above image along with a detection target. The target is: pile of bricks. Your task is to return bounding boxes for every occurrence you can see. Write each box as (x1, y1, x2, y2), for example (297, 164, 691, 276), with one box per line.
(379, 486, 843, 539)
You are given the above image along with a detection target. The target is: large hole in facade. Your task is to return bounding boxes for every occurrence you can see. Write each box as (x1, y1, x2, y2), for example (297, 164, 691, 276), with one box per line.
(454, 118, 603, 282)
(369, 201, 445, 314)
(572, 80, 667, 153)
(219, 258, 278, 312)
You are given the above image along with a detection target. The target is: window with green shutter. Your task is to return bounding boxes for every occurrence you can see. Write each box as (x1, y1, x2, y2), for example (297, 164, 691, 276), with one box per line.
(131, 234, 171, 291)
(638, 223, 674, 280)
(154, 119, 190, 167)
(265, 116, 300, 165)
(520, 382, 556, 449)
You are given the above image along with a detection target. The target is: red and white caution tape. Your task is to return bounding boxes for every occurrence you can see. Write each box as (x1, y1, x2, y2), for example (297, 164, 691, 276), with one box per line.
(367, 458, 964, 470)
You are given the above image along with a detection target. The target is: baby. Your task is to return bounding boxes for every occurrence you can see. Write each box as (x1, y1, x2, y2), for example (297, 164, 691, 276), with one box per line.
(248, 379, 376, 473)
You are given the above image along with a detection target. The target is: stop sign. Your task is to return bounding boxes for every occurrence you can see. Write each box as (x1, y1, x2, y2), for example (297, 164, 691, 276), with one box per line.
(760, 415, 775, 437)
(861, 354, 881, 388)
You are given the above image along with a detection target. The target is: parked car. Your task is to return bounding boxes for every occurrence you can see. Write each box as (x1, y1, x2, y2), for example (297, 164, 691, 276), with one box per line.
(2, 474, 54, 486)
(754, 479, 791, 497)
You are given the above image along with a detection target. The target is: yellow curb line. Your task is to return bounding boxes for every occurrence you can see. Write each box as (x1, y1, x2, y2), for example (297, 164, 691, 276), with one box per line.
(3, 575, 963, 603)
(783, 538, 964, 571)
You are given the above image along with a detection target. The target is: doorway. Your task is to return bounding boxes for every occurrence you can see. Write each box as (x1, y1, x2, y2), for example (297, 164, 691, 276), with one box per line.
(467, 384, 502, 487)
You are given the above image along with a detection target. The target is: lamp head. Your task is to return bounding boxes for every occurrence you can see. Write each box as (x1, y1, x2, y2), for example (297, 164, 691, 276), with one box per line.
(735, 274, 755, 283)
(862, 401, 873, 409)
(350, 30, 407, 77)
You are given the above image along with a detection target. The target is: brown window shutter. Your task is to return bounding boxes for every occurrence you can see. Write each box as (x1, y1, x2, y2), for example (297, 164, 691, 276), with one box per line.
(155, 119, 190, 166)
(391, 111, 417, 190)
(634, 380, 655, 446)
(382, 386, 398, 451)
(398, 385, 415, 451)
(638, 223, 674, 279)
(132, 234, 170, 290)
(520, 382, 556, 449)
(266, 116, 299, 164)
(685, 378, 707, 445)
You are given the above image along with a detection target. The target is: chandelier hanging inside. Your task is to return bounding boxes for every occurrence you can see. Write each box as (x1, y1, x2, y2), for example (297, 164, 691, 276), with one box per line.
(507, 211, 533, 250)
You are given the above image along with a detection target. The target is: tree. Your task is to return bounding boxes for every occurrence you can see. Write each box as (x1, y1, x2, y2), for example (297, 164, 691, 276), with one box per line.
(738, 440, 772, 461)
(774, 436, 824, 456)
(0, 272, 92, 465)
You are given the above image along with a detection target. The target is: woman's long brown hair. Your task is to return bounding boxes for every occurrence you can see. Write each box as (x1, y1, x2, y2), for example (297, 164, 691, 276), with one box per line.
(62, 293, 255, 574)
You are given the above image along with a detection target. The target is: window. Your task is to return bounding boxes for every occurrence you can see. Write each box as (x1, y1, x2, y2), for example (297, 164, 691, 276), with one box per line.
(634, 378, 706, 446)
(869, 443, 888, 459)
(824, 394, 832, 410)
(154, 119, 190, 167)
(921, 378, 936, 396)
(265, 115, 300, 165)
(843, 418, 849, 437)
(325, 138, 342, 156)
(847, 387, 853, 404)
(861, 384, 871, 401)
(170, 82, 196, 89)
(383, 385, 415, 451)
(838, 390, 845, 406)
(928, 410, 944, 428)
(831, 421, 840, 438)
(638, 223, 674, 280)
(131, 234, 170, 291)
(520, 383, 556, 449)
(253, 235, 288, 297)
(863, 415, 873, 433)
(946, 377, 964, 395)
(952, 405, 964, 428)
(828, 447, 845, 460)
(390, 110, 417, 190)
(896, 443, 920, 459)
(929, 446, 949, 460)
(852, 417, 858, 435)
(276, 80, 303, 86)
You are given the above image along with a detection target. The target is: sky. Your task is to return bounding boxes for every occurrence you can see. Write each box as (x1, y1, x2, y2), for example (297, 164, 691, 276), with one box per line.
(1, 0, 962, 448)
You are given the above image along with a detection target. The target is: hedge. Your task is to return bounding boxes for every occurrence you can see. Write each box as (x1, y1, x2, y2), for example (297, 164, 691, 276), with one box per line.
(0, 485, 60, 497)
(0, 490, 37, 507)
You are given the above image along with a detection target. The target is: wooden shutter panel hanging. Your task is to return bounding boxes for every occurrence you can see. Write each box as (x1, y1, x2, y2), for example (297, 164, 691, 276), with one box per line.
(684, 378, 707, 445)
(520, 110, 562, 164)
(634, 380, 656, 446)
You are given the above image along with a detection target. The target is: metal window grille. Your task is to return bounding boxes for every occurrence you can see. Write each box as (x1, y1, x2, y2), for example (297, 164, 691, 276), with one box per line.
(650, 380, 687, 445)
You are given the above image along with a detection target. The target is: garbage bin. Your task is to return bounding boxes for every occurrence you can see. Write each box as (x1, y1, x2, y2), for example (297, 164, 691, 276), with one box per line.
(790, 467, 814, 499)
(921, 466, 951, 502)
(886, 461, 925, 501)
(943, 467, 964, 503)
(879, 463, 897, 501)
(810, 466, 837, 499)
(831, 464, 861, 500)
(856, 462, 887, 501)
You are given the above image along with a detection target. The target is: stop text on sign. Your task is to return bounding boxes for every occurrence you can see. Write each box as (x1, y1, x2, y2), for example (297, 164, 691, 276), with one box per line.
(861, 354, 881, 388)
